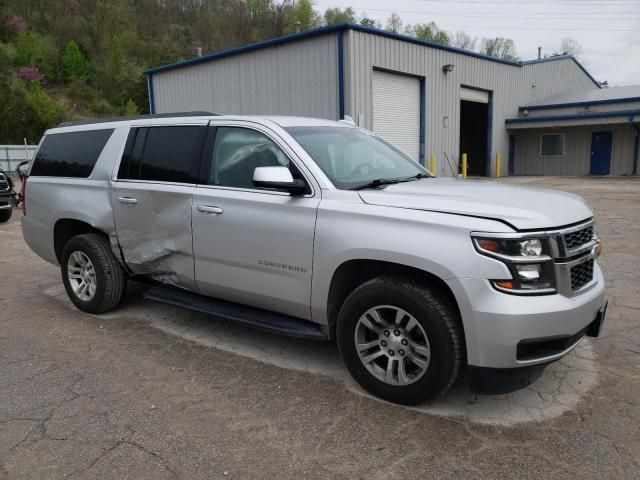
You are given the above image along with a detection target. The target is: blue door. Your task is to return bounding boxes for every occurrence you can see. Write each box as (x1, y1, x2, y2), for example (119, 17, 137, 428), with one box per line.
(590, 131, 612, 175)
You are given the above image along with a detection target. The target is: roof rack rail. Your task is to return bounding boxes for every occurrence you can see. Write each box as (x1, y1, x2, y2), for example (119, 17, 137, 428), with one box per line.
(57, 111, 219, 128)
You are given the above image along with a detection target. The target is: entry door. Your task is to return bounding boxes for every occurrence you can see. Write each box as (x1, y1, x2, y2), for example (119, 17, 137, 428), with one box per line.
(112, 125, 206, 291)
(192, 122, 320, 320)
(372, 70, 421, 160)
(590, 131, 612, 175)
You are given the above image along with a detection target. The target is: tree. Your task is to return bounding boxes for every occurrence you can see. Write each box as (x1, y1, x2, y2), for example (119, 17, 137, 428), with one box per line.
(123, 98, 139, 116)
(285, 0, 321, 32)
(385, 13, 402, 33)
(406, 22, 450, 45)
(451, 31, 477, 51)
(62, 40, 90, 81)
(323, 7, 356, 25)
(480, 37, 518, 61)
(360, 15, 378, 28)
(557, 37, 583, 59)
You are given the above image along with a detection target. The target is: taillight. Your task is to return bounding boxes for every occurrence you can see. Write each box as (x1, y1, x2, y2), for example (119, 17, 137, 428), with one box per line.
(21, 177, 27, 215)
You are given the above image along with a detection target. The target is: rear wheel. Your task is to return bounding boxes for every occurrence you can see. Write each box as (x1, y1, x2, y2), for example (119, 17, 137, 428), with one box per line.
(337, 276, 463, 405)
(61, 233, 127, 314)
(0, 208, 12, 223)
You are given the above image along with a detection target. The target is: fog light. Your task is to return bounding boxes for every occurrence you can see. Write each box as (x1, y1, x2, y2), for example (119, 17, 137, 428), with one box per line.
(516, 264, 541, 280)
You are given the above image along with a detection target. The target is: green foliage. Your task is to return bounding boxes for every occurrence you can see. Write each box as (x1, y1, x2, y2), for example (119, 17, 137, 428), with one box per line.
(480, 37, 519, 61)
(62, 41, 91, 81)
(14, 31, 57, 80)
(323, 7, 356, 26)
(385, 13, 403, 33)
(123, 98, 140, 116)
(285, 0, 321, 32)
(406, 22, 451, 46)
(0, 80, 69, 143)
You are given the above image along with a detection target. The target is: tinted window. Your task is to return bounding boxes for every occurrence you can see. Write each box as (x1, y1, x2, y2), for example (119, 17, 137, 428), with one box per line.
(119, 126, 204, 183)
(209, 127, 291, 189)
(30, 129, 114, 178)
(140, 126, 203, 183)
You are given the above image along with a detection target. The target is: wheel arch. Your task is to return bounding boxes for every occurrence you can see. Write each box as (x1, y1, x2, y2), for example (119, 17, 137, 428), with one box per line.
(53, 218, 107, 263)
(326, 259, 466, 348)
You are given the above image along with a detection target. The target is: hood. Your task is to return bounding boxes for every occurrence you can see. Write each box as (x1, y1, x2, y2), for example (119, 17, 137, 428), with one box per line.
(358, 178, 593, 230)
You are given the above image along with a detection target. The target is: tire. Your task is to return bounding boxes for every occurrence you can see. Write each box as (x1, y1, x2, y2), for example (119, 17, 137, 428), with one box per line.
(60, 233, 127, 314)
(336, 276, 463, 405)
(0, 208, 12, 223)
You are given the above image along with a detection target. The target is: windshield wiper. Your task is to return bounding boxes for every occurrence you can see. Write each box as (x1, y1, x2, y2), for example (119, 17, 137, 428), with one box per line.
(351, 177, 407, 190)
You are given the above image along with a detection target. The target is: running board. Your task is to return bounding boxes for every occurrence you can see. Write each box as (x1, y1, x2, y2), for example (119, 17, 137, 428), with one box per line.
(144, 285, 330, 341)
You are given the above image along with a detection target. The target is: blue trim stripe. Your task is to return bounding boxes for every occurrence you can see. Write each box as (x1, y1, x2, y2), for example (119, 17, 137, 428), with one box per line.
(506, 109, 640, 124)
(147, 74, 155, 114)
(520, 96, 640, 112)
(337, 30, 345, 120)
(145, 23, 548, 75)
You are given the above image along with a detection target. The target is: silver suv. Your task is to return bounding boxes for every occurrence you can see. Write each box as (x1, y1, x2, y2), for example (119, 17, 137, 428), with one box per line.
(21, 113, 607, 404)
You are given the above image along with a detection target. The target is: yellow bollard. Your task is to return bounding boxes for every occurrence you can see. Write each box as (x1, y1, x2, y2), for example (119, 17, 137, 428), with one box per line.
(495, 153, 501, 178)
(462, 153, 468, 178)
(429, 153, 436, 175)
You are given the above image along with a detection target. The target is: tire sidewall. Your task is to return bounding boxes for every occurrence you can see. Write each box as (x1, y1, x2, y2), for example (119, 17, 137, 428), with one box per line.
(0, 208, 12, 222)
(61, 236, 110, 313)
(337, 280, 458, 404)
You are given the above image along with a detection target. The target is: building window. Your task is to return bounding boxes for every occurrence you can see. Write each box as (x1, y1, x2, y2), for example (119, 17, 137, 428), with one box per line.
(540, 133, 565, 157)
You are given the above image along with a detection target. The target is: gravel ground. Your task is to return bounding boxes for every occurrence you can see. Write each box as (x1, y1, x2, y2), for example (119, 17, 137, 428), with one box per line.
(0, 176, 638, 479)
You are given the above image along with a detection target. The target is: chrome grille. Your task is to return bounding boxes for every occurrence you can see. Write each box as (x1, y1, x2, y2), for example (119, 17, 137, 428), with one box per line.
(564, 226, 594, 250)
(0, 173, 8, 192)
(570, 259, 594, 291)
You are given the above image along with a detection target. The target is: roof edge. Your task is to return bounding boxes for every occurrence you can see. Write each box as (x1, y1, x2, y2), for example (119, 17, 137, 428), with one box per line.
(505, 109, 640, 124)
(520, 96, 640, 112)
(145, 23, 527, 75)
(520, 55, 600, 89)
(144, 23, 601, 89)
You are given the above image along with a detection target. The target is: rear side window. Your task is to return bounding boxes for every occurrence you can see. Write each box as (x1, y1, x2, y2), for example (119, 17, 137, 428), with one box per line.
(30, 129, 114, 178)
(118, 126, 204, 183)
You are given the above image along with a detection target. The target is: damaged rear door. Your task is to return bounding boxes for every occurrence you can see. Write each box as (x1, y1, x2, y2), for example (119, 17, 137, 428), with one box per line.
(112, 123, 207, 290)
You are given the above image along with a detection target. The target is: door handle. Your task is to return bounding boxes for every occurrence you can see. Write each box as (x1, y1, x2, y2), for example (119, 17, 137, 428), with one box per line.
(117, 196, 138, 205)
(197, 205, 224, 215)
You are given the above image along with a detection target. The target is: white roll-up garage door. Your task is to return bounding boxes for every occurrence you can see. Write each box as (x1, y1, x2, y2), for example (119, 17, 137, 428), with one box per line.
(372, 70, 421, 160)
(460, 87, 489, 104)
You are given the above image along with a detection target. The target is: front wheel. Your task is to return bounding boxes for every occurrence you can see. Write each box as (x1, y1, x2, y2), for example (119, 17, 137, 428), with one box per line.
(337, 276, 463, 405)
(61, 233, 127, 314)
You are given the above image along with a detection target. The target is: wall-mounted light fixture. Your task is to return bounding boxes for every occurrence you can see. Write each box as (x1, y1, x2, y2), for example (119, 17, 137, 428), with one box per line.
(442, 64, 454, 73)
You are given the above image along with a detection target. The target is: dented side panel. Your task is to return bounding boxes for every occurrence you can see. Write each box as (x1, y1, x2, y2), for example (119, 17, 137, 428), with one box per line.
(111, 181, 196, 290)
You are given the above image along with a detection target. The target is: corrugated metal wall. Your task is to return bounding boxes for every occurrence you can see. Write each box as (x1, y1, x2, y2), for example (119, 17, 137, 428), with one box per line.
(512, 124, 636, 176)
(152, 34, 339, 119)
(343, 30, 597, 176)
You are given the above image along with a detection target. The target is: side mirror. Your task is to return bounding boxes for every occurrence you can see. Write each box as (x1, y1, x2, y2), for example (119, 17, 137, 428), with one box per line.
(17, 161, 30, 178)
(253, 166, 307, 195)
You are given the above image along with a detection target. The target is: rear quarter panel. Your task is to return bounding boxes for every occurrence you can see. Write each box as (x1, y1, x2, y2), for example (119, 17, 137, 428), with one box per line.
(21, 127, 129, 265)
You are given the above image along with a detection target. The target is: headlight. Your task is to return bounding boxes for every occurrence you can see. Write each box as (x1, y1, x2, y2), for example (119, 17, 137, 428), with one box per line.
(472, 234, 556, 295)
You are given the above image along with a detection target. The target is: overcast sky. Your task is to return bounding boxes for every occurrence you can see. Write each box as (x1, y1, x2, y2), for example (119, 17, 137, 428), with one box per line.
(314, 0, 640, 86)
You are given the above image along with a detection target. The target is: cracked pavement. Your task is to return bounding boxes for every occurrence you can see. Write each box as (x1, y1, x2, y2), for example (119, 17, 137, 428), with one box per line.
(1, 177, 639, 479)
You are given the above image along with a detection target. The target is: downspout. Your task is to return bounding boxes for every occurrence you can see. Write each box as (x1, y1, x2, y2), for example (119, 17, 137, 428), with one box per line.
(146, 73, 155, 114)
(337, 30, 345, 120)
(633, 124, 639, 175)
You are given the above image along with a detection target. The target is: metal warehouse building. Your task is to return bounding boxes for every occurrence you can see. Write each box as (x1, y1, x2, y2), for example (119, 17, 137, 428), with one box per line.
(145, 23, 639, 177)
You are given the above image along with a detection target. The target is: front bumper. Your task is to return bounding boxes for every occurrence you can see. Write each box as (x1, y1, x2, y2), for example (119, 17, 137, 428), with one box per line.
(0, 193, 16, 209)
(446, 261, 606, 370)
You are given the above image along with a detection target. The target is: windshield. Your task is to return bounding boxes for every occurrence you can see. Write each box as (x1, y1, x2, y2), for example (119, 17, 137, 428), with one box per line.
(285, 126, 429, 190)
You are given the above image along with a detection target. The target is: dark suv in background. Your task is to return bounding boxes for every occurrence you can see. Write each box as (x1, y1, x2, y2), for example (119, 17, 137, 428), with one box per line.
(0, 168, 17, 223)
